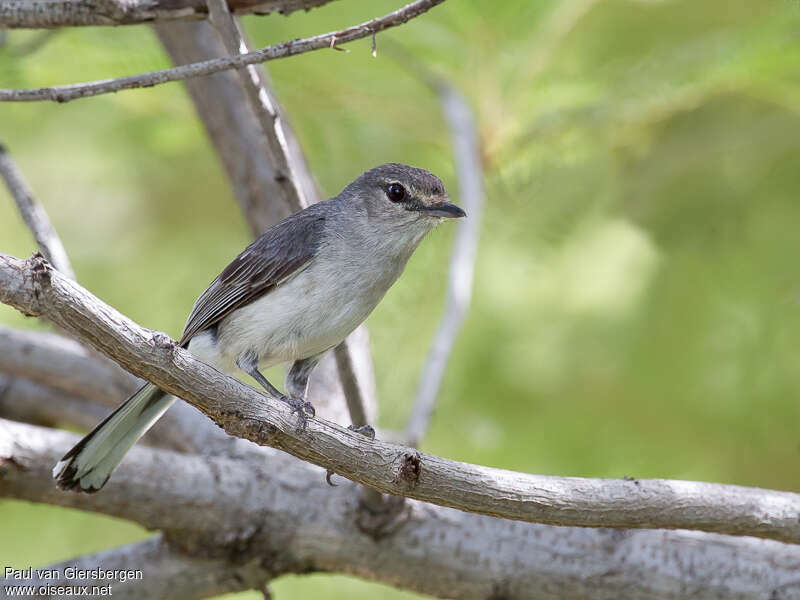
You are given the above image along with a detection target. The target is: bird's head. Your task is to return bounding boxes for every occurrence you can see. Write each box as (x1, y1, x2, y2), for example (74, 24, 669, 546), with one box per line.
(344, 163, 466, 232)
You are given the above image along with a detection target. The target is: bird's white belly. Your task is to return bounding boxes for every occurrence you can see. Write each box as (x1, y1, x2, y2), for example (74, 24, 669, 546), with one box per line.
(211, 261, 389, 369)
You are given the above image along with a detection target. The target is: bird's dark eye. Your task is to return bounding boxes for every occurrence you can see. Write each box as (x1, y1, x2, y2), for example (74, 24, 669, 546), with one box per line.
(386, 183, 406, 203)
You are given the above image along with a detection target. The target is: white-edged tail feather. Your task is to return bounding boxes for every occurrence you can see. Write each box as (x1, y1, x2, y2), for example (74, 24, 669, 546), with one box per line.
(52, 383, 174, 493)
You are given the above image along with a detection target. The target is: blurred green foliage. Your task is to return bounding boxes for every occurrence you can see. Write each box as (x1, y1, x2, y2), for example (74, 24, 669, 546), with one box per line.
(2, 0, 800, 597)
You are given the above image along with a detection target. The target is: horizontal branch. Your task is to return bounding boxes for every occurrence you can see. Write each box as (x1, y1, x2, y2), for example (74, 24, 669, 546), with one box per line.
(0, 325, 137, 405)
(0, 325, 226, 452)
(0, 0, 446, 102)
(0, 374, 109, 430)
(0, 0, 335, 29)
(4, 419, 800, 599)
(3, 253, 800, 544)
(11, 536, 272, 600)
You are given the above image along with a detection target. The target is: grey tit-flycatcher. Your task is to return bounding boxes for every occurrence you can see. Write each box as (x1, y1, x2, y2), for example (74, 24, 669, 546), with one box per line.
(53, 163, 465, 492)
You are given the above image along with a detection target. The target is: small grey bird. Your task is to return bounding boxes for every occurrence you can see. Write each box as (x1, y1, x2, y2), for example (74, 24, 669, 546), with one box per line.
(53, 163, 465, 492)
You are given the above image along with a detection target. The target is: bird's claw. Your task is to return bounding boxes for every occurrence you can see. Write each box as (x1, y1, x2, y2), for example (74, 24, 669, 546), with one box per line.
(280, 395, 315, 430)
(348, 424, 376, 440)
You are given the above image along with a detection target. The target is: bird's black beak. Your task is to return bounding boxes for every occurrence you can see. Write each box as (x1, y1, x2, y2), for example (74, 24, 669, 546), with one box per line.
(422, 202, 466, 219)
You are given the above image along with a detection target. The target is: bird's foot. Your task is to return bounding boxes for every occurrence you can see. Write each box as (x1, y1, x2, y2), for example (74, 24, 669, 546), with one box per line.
(279, 395, 315, 430)
(348, 424, 376, 440)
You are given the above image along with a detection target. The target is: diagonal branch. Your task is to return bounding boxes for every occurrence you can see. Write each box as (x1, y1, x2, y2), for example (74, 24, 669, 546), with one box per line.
(0, 0, 447, 103)
(3, 252, 800, 544)
(205, 0, 308, 212)
(0, 141, 74, 279)
(155, 19, 374, 423)
(401, 71, 484, 447)
(3, 419, 800, 599)
(0, 0, 336, 29)
(197, 0, 377, 428)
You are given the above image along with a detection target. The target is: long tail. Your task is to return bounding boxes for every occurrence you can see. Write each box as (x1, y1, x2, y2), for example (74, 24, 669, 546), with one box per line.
(52, 383, 175, 493)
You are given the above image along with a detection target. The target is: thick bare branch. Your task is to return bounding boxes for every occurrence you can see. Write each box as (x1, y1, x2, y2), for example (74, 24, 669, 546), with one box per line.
(0, 325, 136, 405)
(8, 536, 273, 600)
(0, 374, 107, 430)
(0, 142, 74, 279)
(205, 0, 306, 212)
(0, 0, 446, 103)
(0, 325, 222, 452)
(3, 419, 800, 600)
(3, 253, 800, 544)
(161, 9, 376, 424)
(404, 80, 484, 446)
(0, 0, 336, 29)
(155, 22, 292, 233)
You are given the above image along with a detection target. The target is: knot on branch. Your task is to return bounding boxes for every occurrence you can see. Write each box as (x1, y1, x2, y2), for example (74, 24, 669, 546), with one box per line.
(355, 494, 410, 540)
(393, 451, 422, 489)
(152, 331, 176, 351)
(488, 581, 512, 600)
(0, 455, 26, 479)
(25, 252, 51, 316)
(165, 524, 265, 564)
(221, 411, 278, 446)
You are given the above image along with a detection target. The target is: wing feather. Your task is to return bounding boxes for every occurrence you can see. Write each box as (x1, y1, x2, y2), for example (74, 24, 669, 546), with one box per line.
(179, 206, 327, 347)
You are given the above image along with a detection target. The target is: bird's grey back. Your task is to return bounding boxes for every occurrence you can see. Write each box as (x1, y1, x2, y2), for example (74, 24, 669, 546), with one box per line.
(180, 202, 332, 346)
(180, 163, 446, 347)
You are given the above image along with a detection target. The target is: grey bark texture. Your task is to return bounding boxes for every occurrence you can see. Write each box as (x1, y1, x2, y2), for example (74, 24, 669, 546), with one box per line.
(0, 0, 336, 29)
(3, 252, 800, 546)
(3, 419, 800, 600)
(0, 374, 109, 432)
(0, 326, 217, 452)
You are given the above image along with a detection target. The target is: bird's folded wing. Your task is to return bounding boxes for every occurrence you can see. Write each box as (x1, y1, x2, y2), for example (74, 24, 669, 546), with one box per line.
(179, 207, 327, 347)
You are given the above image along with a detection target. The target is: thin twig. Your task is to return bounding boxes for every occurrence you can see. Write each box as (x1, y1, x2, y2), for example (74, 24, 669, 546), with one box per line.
(392, 56, 484, 446)
(0, 142, 75, 278)
(0, 0, 446, 103)
(4, 252, 800, 544)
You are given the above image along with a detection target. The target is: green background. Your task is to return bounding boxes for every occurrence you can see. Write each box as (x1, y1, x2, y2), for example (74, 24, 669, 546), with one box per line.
(2, 0, 800, 597)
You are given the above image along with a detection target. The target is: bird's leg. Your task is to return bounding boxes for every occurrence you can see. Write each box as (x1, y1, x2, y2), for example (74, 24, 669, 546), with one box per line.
(285, 354, 322, 401)
(237, 351, 315, 430)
